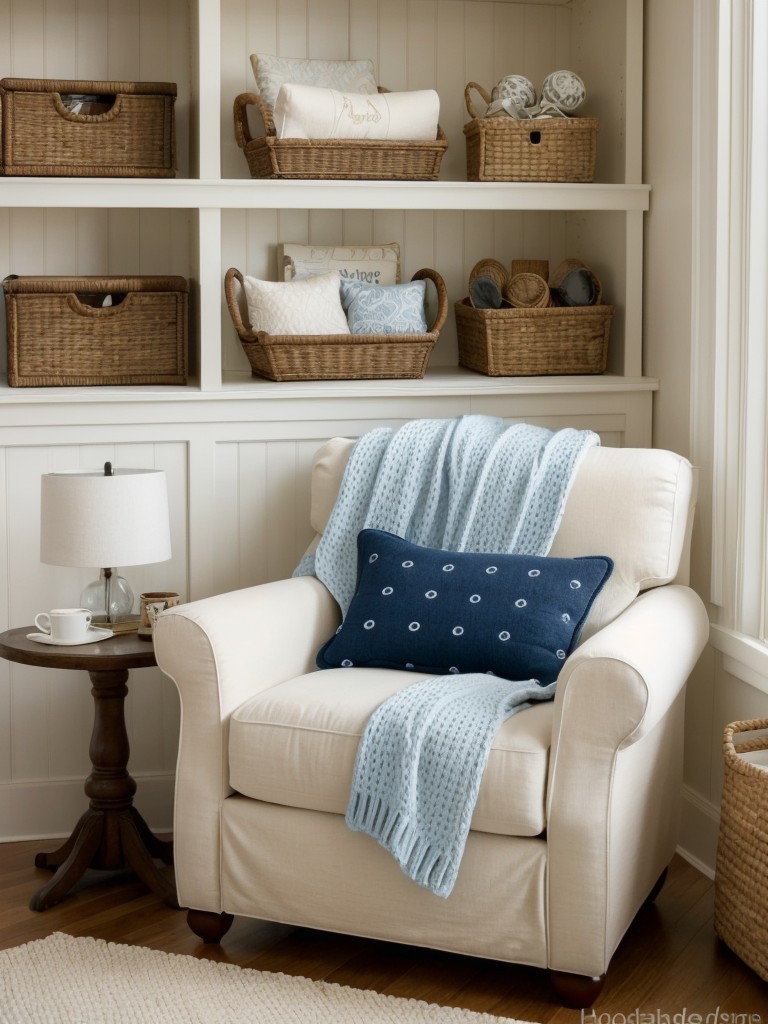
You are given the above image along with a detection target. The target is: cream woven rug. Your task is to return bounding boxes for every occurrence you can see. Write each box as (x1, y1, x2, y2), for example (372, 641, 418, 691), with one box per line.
(0, 932, 535, 1024)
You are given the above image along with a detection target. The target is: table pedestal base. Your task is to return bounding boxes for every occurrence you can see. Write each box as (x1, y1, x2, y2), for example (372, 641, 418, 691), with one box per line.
(32, 806, 176, 911)
(30, 666, 179, 911)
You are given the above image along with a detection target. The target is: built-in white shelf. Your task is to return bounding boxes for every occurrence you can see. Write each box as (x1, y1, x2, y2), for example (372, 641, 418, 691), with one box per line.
(1, 178, 651, 213)
(0, 371, 657, 404)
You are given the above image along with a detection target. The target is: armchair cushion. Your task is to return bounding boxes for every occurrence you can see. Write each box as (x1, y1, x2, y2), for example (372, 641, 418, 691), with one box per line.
(317, 529, 612, 684)
(229, 667, 553, 837)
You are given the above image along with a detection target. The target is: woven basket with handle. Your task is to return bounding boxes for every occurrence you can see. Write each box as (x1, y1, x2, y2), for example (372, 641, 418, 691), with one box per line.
(0, 78, 176, 177)
(3, 275, 188, 386)
(225, 267, 447, 381)
(233, 88, 447, 180)
(463, 82, 596, 183)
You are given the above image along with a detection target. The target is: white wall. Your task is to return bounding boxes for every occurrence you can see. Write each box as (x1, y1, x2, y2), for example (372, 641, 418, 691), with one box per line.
(644, 0, 768, 876)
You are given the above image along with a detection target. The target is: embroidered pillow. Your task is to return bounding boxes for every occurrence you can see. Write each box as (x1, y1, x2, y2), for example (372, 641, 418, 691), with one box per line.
(250, 54, 378, 111)
(340, 279, 428, 335)
(273, 83, 440, 141)
(242, 271, 350, 336)
(317, 530, 613, 685)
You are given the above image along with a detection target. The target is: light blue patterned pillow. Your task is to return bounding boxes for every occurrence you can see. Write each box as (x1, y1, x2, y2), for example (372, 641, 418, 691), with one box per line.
(340, 278, 428, 335)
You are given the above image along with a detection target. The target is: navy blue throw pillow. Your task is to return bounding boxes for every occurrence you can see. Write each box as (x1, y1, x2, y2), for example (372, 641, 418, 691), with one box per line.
(317, 530, 613, 685)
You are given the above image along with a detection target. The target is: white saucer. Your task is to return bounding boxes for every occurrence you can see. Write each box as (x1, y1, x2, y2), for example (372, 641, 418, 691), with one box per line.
(26, 626, 114, 646)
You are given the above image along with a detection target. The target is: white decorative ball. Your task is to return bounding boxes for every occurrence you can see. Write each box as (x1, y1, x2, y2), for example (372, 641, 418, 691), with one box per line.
(541, 70, 586, 112)
(491, 74, 536, 110)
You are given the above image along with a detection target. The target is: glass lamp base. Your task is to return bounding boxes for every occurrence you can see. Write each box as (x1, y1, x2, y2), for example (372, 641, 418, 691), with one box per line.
(80, 568, 134, 622)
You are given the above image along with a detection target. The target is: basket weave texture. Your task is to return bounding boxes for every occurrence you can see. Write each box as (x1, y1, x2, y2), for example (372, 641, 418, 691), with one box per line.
(0, 78, 176, 177)
(226, 267, 447, 381)
(455, 299, 612, 376)
(463, 83, 596, 183)
(714, 718, 768, 981)
(3, 275, 188, 386)
(234, 89, 447, 180)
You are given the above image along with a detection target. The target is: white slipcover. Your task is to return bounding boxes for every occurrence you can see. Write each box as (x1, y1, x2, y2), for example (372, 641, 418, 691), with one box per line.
(154, 438, 709, 1002)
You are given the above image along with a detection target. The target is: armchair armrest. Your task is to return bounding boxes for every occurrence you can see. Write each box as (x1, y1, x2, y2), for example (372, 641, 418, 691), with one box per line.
(546, 584, 709, 977)
(153, 575, 340, 911)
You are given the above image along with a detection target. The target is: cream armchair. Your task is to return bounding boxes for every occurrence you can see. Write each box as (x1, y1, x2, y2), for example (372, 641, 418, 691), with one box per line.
(154, 438, 709, 1008)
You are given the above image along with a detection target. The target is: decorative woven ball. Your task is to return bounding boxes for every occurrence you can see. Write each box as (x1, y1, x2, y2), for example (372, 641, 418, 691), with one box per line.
(491, 74, 536, 109)
(541, 70, 586, 113)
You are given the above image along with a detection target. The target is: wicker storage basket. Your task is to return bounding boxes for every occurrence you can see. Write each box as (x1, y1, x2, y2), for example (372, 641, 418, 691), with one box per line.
(455, 299, 612, 376)
(463, 83, 596, 183)
(226, 267, 447, 381)
(0, 78, 176, 177)
(3, 275, 188, 386)
(714, 718, 768, 981)
(233, 90, 447, 180)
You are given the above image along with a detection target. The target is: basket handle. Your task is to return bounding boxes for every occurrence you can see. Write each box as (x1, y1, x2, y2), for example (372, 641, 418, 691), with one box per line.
(412, 268, 449, 334)
(465, 82, 491, 120)
(224, 267, 261, 341)
(66, 293, 128, 316)
(233, 92, 274, 148)
(51, 93, 122, 123)
(725, 717, 768, 754)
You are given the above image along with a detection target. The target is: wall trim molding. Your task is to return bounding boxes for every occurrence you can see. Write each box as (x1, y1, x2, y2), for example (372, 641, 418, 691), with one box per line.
(0, 772, 174, 844)
(709, 623, 768, 695)
(678, 783, 720, 879)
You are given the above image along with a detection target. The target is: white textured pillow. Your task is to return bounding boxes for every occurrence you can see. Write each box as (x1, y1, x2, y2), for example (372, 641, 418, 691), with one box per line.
(273, 83, 440, 141)
(243, 271, 350, 336)
(250, 54, 378, 111)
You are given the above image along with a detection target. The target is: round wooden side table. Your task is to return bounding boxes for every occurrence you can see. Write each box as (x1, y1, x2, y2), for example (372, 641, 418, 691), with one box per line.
(0, 626, 178, 911)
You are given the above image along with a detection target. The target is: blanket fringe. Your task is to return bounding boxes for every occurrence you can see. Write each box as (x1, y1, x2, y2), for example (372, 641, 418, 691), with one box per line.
(347, 790, 457, 898)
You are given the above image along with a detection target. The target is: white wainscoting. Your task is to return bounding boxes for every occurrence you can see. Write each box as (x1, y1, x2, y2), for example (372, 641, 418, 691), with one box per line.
(0, 407, 641, 840)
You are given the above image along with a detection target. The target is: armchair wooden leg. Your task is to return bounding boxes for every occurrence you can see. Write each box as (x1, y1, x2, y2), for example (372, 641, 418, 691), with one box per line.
(550, 970, 606, 1009)
(187, 909, 234, 943)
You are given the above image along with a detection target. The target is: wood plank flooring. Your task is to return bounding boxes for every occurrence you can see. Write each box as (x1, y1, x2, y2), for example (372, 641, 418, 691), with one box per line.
(1, 842, 766, 1021)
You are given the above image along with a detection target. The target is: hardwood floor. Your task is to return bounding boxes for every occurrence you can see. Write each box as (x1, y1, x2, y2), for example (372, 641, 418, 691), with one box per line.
(0, 842, 766, 1021)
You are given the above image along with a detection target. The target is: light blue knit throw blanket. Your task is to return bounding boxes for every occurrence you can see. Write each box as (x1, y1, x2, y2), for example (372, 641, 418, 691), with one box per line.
(295, 416, 599, 898)
(347, 672, 558, 898)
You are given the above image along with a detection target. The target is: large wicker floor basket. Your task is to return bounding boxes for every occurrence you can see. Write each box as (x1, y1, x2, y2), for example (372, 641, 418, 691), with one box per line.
(225, 267, 447, 381)
(714, 718, 768, 981)
(455, 299, 612, 376)
(4, 275, 188, 386)
(0, 78, 176, 177)
(234, 90, 447, 181)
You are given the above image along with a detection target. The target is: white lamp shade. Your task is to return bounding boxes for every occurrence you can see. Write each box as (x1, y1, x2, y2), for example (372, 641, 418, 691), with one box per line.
(40, 468, 172, 568)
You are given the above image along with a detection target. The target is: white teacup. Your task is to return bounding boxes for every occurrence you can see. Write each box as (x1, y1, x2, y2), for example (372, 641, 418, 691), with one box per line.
(35, 607, 93, 642)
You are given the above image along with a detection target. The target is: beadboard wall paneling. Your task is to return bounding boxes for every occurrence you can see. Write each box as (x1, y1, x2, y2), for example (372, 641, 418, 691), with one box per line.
(0, 0, 191, 175)
(0, 0, 655, 847)
(221, 0, 594, 183)
(213, 439, 318, 595)
(0, 408, 643, 841)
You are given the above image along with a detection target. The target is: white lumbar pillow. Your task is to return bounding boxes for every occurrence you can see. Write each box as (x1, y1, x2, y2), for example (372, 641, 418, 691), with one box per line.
(250, 54, 378, 111)
(242, 271, 350, 336)
(273, 83, 440, 141)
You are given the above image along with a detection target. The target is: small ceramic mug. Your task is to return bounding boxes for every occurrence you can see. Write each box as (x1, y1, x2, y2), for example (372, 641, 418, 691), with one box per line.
(138, 592, 181, 640)
(35, 608, 93, 642)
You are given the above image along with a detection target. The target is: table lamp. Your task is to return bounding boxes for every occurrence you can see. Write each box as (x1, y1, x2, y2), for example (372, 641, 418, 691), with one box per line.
(40, 462, 172, 623)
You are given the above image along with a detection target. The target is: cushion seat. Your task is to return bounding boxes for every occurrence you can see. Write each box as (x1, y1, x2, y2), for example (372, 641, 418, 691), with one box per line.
(229, 666, 553, 838)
